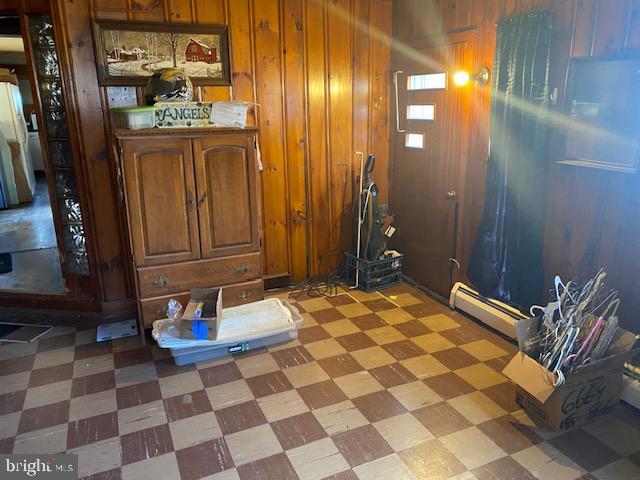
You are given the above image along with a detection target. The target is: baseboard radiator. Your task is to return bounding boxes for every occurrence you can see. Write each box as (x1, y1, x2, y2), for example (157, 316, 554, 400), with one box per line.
(622, 364, 640, 410)
(449, 282, 528, 339)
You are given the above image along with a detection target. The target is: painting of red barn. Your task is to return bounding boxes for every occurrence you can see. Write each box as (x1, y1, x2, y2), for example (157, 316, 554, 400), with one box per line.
(92, 20, 231, 86)
(185, 39, 217, 64)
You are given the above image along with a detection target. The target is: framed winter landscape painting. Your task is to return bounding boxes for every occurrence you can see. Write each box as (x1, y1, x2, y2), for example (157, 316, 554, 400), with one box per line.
(92, 20, 231, 86)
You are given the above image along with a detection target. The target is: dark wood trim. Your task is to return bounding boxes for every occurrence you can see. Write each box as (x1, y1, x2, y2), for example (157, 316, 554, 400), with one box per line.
(23, 0, 50, 15)
(401, 26, 479, 50)
(102, 90, 137, 300)
(264, 273, 290, 289)
(98, 298, 137, 314)
(0, 291, 137, 318)
(114, 126, 259, 138)
(401, 274, 448, 306)
(0, 291, 136, 313)
(0, 292, 87, 310)
(0, 64, 30, 78)
(0, 304, 136, 328)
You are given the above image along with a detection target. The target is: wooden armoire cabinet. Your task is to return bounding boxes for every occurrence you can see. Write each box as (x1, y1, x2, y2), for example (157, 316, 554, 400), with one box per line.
(114, 127, 263, 328)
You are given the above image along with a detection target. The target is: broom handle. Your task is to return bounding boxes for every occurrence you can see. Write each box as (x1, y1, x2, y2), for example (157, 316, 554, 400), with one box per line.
(353, 152, 365, 289)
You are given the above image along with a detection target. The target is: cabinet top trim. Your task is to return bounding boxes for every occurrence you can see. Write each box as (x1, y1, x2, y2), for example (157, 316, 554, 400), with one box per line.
(114, 126, 258, 138)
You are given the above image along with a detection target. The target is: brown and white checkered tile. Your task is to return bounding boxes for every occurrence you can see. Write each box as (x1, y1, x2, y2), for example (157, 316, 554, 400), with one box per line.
(0, 283, 638, 480)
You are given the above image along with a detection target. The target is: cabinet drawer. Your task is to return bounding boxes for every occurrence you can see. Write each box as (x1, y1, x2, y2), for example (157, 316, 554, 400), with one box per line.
(223, 279, 265, 307)
(137, 252, 261, 298)
(139, 279, 264, 327)
(141, 292, 190, 327)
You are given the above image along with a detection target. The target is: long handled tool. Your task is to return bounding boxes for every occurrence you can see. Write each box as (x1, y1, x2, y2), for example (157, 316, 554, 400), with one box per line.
(352, 152, 365, 289)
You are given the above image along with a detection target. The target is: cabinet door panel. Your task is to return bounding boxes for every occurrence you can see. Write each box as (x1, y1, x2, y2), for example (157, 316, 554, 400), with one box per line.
(121, 138, 200, 266)
(193, 134, 260, 257)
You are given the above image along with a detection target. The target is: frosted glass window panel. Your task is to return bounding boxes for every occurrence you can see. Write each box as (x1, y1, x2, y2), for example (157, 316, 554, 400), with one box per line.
(54, 170, 78, 197)
(29, 14, 90, 277)
(34, 48, 59, 77)
(49, 141, 73, 168)
(41, 81, 64, 110)
(405, 133, 424, 149)
(60, 198, 83, 225)
(63, 224, 86, 251)
(63, 224, 89, 274)
(407, 73, 446, 90)
(29, 16, 55, 49)
(66, 250, 89, 275)
(407, 104, 435, 120)
(45, 110, 69, 137)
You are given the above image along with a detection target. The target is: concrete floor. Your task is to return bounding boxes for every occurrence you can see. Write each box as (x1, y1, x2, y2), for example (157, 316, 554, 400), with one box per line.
(0, 176, 66, 294)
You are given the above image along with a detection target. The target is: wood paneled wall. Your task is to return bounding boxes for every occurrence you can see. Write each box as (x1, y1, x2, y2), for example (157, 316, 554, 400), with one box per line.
(75, 0, 392, 282)
(393, 0, 640, 332)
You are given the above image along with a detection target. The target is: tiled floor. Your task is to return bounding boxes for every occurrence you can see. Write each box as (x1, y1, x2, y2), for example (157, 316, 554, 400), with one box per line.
(1, 283, 639, 480)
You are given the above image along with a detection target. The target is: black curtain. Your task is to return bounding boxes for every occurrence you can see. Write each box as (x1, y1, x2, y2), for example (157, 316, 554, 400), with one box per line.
(468, 12, 553, 310)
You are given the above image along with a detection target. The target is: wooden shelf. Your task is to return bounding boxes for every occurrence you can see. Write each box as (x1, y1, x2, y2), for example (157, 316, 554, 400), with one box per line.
(114, 126, 258, 138)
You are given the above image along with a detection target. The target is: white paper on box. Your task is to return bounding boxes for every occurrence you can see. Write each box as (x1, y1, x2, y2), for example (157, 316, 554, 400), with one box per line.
(209, 101, 251, 127)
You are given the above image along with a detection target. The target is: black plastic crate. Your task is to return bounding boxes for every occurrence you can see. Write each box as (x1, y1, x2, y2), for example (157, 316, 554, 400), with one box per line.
(345, 251, 403, 292)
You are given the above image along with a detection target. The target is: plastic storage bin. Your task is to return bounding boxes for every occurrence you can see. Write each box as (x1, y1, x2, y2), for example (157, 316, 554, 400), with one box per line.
(345, 251, 403, 292)
(153, 298, 303, 365)
(110, 105, 156, 130)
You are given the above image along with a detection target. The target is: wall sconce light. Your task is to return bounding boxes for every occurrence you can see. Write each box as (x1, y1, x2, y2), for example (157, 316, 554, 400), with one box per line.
(453, 71, 471, 86)
(453, 66, 491, 87)
(473, 66, 491, 85)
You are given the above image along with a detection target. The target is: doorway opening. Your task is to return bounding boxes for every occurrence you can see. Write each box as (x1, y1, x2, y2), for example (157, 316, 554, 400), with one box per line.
(0, 15, 66, 294)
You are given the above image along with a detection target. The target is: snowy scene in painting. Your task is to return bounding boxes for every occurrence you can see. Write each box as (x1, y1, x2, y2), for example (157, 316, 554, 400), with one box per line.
(103, 29, 223, 78)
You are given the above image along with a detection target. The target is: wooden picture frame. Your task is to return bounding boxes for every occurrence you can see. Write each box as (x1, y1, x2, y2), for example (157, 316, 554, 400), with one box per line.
(559, 55, 640, 173)
(91, 20, 231, 86)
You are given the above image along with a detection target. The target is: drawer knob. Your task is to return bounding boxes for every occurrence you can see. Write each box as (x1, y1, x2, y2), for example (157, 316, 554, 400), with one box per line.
(236, 264, 250, 274)
(156, 307, 168, 317)
(238, 291, 249, 301)
(153, 276, 169, 288)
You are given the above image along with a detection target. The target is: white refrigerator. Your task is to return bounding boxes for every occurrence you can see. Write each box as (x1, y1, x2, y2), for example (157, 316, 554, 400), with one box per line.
(0, 81, 35, 207)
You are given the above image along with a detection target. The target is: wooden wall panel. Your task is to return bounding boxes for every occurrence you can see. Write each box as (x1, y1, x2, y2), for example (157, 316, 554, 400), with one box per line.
(370, 0, 392, 204)
(393, 0, 640, 332)
(591, 0, 629, 54)
(305, 0, 330, 276)
(542, 0, 640, 333)
(167, 0, 193, 22)
(194, 0, 229, 102)
(283, 0, 309, 279)
(352, 0, 372, 175)
(130, 0, 164, 21)
(327, 0, 354, 259)
(60, 0, 391, 284)
(227, 0, 256, 114)
(253, 0, 290, 278)
(194, 0, 226, 24)
(61, 0, 132, 302)
(571, 0, 599, 56)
